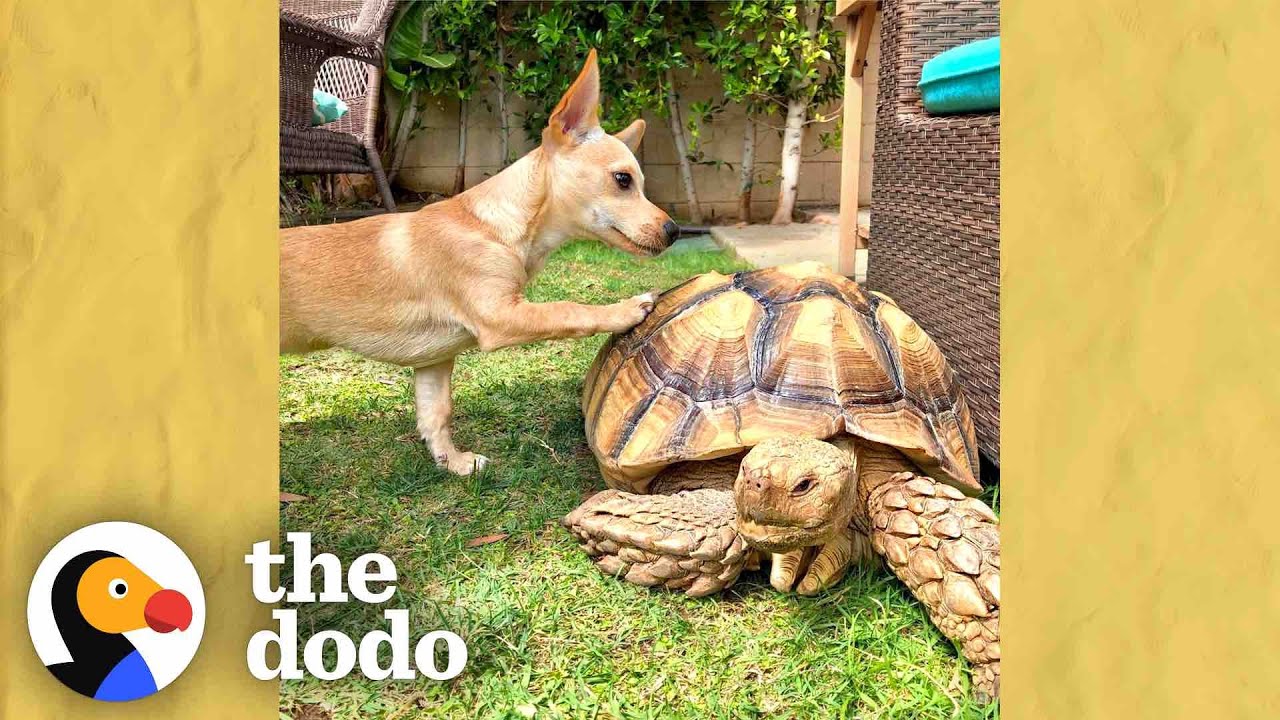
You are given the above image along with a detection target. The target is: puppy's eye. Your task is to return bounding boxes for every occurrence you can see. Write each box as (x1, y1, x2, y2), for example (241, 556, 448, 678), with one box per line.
(791, 476, 816, 496)
(613, 172, 633, 190)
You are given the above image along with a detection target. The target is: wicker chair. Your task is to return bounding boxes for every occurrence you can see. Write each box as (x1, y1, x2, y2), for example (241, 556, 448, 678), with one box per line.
(867, 0, 1001, 464)
(280, 0, 398, 211)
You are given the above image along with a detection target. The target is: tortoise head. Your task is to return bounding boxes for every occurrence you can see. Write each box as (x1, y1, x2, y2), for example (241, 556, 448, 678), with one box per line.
(733, 437, 859, 553)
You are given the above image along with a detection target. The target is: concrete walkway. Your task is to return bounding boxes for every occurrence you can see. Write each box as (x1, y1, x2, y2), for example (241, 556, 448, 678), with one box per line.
(708, 208, 869, 283)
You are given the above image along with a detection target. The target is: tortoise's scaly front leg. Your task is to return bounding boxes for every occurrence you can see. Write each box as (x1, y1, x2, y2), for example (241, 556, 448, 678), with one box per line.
(563, 488, 749, 597)
(868, 472, 1001, 703)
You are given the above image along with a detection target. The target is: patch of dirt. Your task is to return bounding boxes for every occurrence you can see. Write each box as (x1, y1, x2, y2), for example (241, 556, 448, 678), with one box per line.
(290, 703, 332, 720)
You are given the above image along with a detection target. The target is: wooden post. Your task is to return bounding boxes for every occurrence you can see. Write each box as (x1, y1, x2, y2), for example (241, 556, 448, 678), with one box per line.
(835, 2, 876, 279)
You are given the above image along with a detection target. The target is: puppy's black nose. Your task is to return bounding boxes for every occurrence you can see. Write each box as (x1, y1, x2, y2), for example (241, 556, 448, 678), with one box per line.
(661, 220, 681, 245)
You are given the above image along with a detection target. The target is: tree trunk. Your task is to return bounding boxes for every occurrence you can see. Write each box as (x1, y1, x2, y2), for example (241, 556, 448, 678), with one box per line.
(388, 8, 428, 184)
(738, 119, 756, 223)
(496, 36, 511, 166)
(770, 1, 821, 225)
(770, 98, 806, 225)
(387, 89, 420, 183)
(664, 70, 703, 224)
(453, 97, 468, 196)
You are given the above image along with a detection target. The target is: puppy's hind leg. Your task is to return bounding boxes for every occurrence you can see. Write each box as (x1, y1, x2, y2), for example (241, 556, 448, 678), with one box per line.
(414, 360, 489, 476)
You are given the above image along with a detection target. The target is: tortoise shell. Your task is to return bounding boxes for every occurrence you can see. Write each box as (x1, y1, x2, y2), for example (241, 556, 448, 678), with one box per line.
(582, 262, 981, 495)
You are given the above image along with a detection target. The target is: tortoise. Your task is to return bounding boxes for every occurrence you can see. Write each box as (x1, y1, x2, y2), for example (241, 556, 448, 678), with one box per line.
(563, 262, 1001, 701)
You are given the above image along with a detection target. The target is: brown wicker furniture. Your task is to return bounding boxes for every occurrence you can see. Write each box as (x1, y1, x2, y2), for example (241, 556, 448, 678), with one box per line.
(867, 0, 1000, 463)
(280, 0, 397, 211)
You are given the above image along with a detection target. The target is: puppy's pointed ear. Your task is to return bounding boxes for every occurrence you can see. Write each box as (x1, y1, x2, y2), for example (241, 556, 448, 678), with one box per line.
(543, 49, 600, 148)
(614, 119, 646, 153)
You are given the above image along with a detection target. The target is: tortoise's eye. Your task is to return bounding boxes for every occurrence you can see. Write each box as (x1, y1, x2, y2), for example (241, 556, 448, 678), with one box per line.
(613, 171, 633, 190)
(791, 476, 816, 496)
(108, 579, 128, 599)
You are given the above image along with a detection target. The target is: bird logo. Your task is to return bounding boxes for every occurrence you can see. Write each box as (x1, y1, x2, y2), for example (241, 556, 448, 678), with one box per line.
(28, 522, 205, 702)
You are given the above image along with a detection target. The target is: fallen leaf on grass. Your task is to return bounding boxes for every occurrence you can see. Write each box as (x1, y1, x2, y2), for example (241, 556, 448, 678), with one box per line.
(279, 492, 311, 503)
(465, 533, 509, 548)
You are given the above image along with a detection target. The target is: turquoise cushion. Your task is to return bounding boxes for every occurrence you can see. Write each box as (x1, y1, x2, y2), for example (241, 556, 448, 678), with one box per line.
(311, 88, 349, 126)
(918, 36, 1000, 115)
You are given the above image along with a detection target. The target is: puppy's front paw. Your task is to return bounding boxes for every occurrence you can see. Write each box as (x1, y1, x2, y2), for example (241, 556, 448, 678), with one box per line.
(607, 291, 658, 333)
(435, 451, 490, 476)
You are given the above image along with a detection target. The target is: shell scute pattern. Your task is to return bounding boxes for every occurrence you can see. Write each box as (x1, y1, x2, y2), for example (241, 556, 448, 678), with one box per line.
(584, 264, 979, 493)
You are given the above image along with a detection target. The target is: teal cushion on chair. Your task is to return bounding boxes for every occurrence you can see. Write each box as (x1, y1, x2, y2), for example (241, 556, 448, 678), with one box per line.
(311, 88, 349, 126)
(918, 36, 1000, 115)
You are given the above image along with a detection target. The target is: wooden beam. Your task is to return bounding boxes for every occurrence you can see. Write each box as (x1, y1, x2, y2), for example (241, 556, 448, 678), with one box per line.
(850, 3, 877, 77)
(835, 0, 874, 18)
(837, 5, 876, 278)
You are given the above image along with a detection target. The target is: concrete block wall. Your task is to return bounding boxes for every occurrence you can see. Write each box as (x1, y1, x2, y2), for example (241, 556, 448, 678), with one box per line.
(396, 17, 880, 223)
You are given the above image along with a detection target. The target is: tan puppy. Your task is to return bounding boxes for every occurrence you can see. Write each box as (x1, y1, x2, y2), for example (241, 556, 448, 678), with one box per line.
(280, 50, 677, 475)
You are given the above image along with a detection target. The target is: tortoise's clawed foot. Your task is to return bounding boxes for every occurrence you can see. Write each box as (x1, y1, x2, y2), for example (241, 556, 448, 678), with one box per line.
(769, 548, 807, 592)
(769, 527, 859, 595)
(797, 528, 857, 595)
(563, 488, 747, 597)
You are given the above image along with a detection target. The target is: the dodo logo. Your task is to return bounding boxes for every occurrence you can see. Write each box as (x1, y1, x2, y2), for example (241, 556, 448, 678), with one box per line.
(27, 522, 205, 702)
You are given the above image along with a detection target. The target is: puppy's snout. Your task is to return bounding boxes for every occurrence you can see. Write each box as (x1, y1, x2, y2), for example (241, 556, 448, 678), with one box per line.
(661, 220, 681, 246)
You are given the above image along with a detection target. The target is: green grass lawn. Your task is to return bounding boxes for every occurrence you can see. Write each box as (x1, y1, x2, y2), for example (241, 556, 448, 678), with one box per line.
(279, 240, 999, 720)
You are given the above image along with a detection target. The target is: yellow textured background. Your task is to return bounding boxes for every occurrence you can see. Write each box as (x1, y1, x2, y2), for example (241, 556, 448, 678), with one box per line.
(0, 0, 278, 717)
(1003, 1, 1280, 718)
(3, 0, 1279, 718)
